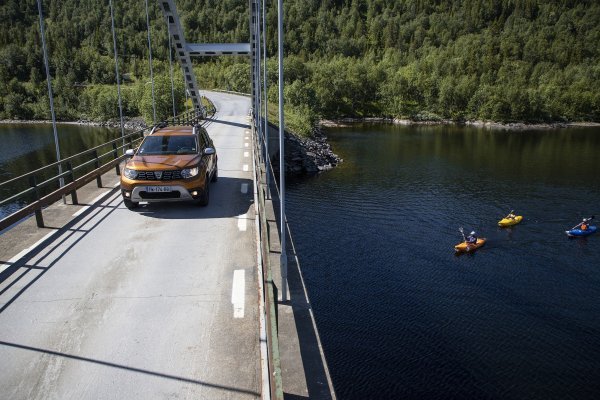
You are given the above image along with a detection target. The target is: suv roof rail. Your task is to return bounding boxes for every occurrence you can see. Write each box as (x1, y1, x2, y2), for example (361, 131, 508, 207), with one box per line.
(149, 122, 168, 135)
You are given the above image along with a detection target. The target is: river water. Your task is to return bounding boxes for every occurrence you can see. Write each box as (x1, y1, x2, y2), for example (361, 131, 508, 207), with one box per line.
(0, 124, 121, 219)
(286, 124, 600, 399)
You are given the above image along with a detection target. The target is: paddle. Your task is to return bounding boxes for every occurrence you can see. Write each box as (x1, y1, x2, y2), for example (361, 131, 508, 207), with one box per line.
(569, 215, 595, 231)
(459, 227, 466, 242)
(504, 209, 515, 219)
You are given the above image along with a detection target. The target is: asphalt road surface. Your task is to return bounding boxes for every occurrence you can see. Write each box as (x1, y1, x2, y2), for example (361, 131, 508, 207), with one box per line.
(0, 92, 262, 399)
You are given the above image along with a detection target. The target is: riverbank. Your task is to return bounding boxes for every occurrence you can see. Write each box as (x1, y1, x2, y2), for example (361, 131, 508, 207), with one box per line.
(321, 118, 600, 130)
(283, 128, 343, 175)
(0, 117, 147, 132)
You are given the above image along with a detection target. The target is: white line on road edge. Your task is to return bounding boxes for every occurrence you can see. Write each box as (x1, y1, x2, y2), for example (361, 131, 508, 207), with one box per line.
(72, 207, 89, 217)
(0, 229, 58, 274)
(244, 151, 249, 158)
(243, 164, 249, 172)
(232, 269, 245, 318)
(72, 191, 110, 216)
(237, 214, 248, 231)
(241, 183, 249, 194)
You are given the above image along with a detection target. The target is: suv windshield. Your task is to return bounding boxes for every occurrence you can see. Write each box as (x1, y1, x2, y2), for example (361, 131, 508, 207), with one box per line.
(138, 135, 198, 155)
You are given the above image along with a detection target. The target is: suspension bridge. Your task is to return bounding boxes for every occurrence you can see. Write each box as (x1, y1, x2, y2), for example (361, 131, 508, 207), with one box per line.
(0, 1, 335, 399)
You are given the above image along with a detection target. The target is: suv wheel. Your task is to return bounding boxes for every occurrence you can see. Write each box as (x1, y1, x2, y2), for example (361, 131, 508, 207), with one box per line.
(197, 176, 209, 206)
(211, 163, 218, 182)
(123, 198, 139, 209)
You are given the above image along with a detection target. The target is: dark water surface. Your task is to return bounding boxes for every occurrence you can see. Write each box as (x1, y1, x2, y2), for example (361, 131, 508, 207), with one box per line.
(0, 124, 120, 218)
(286, 124, 600, 400)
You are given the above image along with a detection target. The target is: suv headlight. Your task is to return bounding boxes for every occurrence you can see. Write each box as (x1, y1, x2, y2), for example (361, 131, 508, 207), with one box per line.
(123, 167, 138, 180)
(181, 167, 199, 178)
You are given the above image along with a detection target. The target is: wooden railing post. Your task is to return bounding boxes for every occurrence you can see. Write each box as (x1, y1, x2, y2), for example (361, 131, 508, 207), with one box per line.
(113, 143, 120, 175)
(29, 176, 44, 228)
(66, 161, 78, 205)
(93, 150, 102, 187)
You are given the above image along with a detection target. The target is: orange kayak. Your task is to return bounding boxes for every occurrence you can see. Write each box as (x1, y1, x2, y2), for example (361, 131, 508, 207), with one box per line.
(454, 238, 486, 253)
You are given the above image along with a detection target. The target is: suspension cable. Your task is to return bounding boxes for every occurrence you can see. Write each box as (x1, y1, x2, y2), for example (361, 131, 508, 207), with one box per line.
(36, 0, 64, 200)
(109, 0, 125, 149)
(165, 16, 176, 118)
(145, 0, 157, 125)
(262, 0, 270, 197)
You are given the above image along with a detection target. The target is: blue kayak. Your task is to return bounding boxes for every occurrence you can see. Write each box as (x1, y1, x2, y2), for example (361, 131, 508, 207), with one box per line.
(565, 225, 597, 237)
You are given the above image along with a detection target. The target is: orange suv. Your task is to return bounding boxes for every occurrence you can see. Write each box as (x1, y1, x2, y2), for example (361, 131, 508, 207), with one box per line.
(120, 125, 218, 209)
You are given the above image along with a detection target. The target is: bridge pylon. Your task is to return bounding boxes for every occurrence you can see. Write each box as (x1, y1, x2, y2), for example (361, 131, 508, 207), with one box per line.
(157, 0, 260, 118)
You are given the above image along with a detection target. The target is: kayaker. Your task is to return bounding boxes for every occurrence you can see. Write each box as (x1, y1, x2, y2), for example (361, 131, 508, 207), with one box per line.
(581, 218, 589, 231)
(507, 212, 517, 220)
(466, 231, 478, 244)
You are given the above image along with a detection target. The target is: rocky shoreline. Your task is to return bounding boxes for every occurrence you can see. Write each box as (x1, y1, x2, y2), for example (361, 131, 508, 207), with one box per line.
(0, 117, 147, 131)
(321, 118, 600, 130)
(273, 127, 343, 176)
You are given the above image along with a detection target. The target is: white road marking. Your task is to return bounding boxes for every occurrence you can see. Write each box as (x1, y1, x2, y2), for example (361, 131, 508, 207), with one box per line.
(241, 183, 249, 194)
(72, 206, 89, 217)
(28, 230, 58, 251)
(0, 230, 57, 273)
(237, 214, 247, 231)
(113, 182, 120, 187)
(244, 142, 249, 148)
(72, 191, 110, 216)
(243, 164, 249, 172)
(244, 151, 249, 158)
(232, 269, 246, 318)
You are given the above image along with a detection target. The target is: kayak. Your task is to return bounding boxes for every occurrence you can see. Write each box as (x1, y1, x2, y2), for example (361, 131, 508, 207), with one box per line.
(565, 225, 597, 237)
(454, 238, 486, 253)
(498, 215, 523, 227)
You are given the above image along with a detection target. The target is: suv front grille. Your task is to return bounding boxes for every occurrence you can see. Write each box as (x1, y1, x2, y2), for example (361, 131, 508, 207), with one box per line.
(136, 170, 183, 181)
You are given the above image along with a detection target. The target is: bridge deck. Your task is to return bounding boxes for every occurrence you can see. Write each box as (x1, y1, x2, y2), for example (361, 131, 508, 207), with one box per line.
(0, 93, 262, 399)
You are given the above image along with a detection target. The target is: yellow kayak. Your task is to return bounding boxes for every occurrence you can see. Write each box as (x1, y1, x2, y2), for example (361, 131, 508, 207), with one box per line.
(454, 238, 486, 253)
(498, 215, 523, 227)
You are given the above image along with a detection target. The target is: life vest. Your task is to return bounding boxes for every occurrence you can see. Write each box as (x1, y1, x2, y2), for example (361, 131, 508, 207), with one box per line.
(581, 224, 588, 230)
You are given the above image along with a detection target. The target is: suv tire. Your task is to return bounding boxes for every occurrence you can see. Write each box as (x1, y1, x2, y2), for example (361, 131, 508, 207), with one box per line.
(123, 198, 139, 209)
(211, 163, 218, 182)
(197, 176, 209, 206)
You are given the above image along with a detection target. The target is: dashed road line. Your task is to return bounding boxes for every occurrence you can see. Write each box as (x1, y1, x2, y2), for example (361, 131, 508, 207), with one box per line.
(232, 269, 246, 318)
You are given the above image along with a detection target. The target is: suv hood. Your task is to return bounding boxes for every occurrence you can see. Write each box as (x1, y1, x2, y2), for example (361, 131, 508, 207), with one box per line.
(128, 154, 200, 170)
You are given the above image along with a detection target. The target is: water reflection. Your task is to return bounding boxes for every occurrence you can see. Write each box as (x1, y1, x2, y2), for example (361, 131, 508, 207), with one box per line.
(287, 124, 600, 400)
(0, 124, 121, 218)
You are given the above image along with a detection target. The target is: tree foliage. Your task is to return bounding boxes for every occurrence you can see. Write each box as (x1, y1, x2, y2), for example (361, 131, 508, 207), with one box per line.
(0, 0, 598, 124)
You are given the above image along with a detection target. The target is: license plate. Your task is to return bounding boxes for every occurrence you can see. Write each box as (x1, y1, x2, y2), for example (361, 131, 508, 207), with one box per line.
(146, 186, 171, 193)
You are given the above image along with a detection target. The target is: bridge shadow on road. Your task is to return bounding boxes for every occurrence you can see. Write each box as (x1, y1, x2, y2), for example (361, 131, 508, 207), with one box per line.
(135, 177, 254, 220)
(0, 189, 123, 313)
(204, 117, 250, 130)
(0, 340, 260, 398)
(0, 176, 255, 314)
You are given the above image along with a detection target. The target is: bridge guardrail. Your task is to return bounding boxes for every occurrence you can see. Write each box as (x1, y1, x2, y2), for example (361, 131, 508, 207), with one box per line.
(0, 109, 204, 232)
(251, 110, 285, 400)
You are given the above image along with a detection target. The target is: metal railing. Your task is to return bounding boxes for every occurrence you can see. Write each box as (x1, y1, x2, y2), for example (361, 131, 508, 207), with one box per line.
(251, 111, 284, 400)
(0, 109, 205, 232)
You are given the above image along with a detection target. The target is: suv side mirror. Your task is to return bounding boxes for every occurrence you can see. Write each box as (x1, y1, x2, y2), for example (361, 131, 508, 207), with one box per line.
(125, 149, 135, 157)
(203, 147, 215, 155)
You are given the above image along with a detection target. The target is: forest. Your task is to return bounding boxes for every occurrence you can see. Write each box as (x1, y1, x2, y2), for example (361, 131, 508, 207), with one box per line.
(1, 0, 599, 133)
